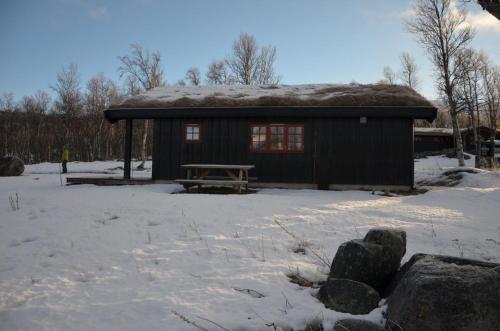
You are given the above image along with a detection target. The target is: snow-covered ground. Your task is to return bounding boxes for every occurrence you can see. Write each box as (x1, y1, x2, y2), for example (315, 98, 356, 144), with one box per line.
(1, 157, 499, 330)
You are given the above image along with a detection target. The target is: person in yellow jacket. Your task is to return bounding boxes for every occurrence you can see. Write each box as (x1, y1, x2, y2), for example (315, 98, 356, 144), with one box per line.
(62, 147, 69, 174)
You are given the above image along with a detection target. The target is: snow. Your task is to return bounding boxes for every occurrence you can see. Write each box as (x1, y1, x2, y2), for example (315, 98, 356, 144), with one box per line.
(414, 127, 454, 135)
(1, 157, 500, 330)
(109, 83, 433, 109)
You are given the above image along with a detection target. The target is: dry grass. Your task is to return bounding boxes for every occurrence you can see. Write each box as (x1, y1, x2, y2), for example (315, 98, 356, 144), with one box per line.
(109, 84, 434, 109)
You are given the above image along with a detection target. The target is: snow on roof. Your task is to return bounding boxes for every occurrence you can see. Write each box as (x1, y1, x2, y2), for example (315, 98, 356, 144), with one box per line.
(109, 83, 435, 109)
(414, 127, 454, 136)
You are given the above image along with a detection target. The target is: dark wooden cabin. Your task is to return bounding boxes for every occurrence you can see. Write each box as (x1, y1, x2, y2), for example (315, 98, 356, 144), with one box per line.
(414, 128, 454, 153)
(105, 84, 436, 190)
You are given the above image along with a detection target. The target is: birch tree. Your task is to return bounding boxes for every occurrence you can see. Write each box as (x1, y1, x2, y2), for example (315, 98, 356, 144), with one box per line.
(406, 0, 475, 166)
(226, 33, 280, 85)
(399, 52, 420, 90)
(206, 60, 230, 85)
(383, 66, 397, 85)
(185, 67, 201, 86)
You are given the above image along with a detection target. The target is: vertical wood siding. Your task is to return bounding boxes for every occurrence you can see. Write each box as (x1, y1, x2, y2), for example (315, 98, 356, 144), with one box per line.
(152, 116, 413, 186)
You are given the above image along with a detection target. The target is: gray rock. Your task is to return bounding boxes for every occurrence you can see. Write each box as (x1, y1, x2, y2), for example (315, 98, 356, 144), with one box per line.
(363, 228, 406, 264)
(333, 319, 386, 331)
(329, 228, 406, 292)
(317, 278, 380, 315)
(0, 156, 24, 176)
(386, 254, 500, 331)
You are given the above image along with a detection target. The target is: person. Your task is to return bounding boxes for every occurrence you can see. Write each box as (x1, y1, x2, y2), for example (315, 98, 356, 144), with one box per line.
(62, 147, 69, 174)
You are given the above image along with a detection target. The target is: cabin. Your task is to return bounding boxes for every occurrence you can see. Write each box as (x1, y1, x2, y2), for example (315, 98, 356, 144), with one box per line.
(414, 128, 454, 153)
(104, 84, 436, 191)
(414, 126, 500, 155)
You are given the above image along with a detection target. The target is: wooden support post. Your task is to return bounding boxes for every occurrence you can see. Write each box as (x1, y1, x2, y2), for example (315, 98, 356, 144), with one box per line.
(124, 119, 133, 180)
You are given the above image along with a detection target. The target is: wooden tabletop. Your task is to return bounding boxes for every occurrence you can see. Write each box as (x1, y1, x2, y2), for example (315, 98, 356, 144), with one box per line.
(181, 164, 255, 170)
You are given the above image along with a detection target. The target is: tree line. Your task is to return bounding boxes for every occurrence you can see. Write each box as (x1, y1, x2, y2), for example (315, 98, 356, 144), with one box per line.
(0, 33, 280, 165)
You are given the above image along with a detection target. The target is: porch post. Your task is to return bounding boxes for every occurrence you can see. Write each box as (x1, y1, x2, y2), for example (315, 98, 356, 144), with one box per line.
(124, 119, 133, 179)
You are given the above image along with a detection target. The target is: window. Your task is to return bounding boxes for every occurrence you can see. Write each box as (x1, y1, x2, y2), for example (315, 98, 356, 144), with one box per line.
(250, 124, 304, 153)
(251, 126, 267, 150)
(287, 126, 304, 151)
(185, 124, 200, 142)
(270, 125, 285, 151)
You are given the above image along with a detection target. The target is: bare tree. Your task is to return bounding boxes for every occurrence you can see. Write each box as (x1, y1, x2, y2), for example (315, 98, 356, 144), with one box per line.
(51, 64, 83, 155)
(118, 43, 165, 169)
(185, 67, 201, 86)
(480, 54, 500, 163)
(399, 52, 420, 90)
(254, 46, 280, 84)
(226, 33, 280, 85)
(20, 91, 51, 162)
(206, 60, 230, 85)
(406, 0, 475, 166)
(382, 66, 397, 85)
(51, 64, 82, 118)
(175, 79, 187, 86)
(455, 48, 483, 158)
(84, 74, 119, 160)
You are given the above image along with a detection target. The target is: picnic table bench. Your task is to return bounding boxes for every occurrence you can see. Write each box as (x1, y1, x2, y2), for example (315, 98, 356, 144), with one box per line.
(175, 164, 255, 193)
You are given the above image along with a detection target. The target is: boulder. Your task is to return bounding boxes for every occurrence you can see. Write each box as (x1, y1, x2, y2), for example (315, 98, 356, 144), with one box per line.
(329, 228, 406, 292)
(317, 278, 380, 315)
(386, 254, 500, 331)
(333, 319, 386, 331)
(0, 156, 24, 176)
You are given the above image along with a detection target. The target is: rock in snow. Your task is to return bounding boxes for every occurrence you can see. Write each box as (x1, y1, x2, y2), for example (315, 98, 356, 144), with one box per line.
(333, 319, 386, 331)
(386, 254, 500, 331)
(317, 278, 380, 315)
(329, 228, 406, 293)
(0, 156, 24, 176)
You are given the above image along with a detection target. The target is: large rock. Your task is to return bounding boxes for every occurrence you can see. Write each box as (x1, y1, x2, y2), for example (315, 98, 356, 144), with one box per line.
(0, 156, 24, 176)
(333, 319, 386, 331)
(317, 278, 380, 315)
(386, 254, 500, 331)
(329, 228, 406, 292)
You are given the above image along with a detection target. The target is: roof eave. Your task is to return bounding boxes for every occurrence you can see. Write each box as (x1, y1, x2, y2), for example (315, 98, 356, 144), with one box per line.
(104, 106, 437, 123)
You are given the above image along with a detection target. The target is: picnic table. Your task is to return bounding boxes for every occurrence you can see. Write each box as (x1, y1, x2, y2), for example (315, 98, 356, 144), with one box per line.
(175, 164, 255, 193)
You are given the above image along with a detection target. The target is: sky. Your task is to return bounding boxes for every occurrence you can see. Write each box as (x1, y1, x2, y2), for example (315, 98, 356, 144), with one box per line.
(1, 0, 500, 102)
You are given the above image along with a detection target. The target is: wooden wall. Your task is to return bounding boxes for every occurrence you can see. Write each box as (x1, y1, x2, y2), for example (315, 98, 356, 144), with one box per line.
(152, 116, 414, 187)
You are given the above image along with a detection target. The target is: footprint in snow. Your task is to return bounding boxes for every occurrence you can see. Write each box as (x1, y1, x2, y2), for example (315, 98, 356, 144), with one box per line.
(147, 221, 161, 226)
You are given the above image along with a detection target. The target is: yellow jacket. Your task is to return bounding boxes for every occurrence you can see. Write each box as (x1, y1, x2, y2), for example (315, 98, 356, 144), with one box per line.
(62, 149, 69, 161)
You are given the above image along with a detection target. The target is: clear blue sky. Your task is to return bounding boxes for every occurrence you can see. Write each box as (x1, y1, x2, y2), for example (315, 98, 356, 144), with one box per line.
(1, 0, 499, 102)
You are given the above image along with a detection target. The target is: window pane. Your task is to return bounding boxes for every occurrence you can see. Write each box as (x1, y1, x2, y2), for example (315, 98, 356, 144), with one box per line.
(186, 124, 200, 141)
(270, 126, 285, 150)
(287, 126, 303, 151)
(251, 126, 267, 150)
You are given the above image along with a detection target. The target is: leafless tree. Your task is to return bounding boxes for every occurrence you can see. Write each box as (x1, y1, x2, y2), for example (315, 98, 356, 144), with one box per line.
(185, 67, 201, 86)
(118, 43, 165, 169)
(254, 46, 281, 84)
(454, 48, 483, 157)
(20, 91, 51, 162)
(123, 76, 142, 96)
(406, 0, 475, 166)
(226, 33, 280, 85)
(51, 64, 83, 154)
(206, 60, 230, 85)
(51, 63, 82, 117)
(399, 52, 420, 90)
(175, 79, 187, 86)
(84, 73, 119, 160)
(382, 66, 397, 85)
(480, 54, 500, 161)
